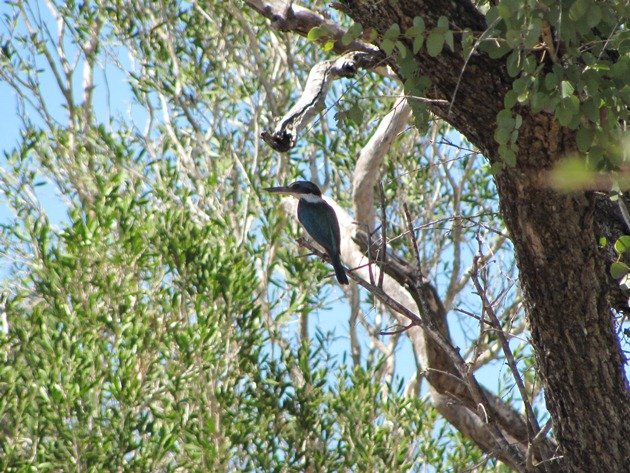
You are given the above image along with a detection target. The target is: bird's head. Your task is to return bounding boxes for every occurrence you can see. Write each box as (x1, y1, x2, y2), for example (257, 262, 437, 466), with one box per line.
(264, 180, 323, 202)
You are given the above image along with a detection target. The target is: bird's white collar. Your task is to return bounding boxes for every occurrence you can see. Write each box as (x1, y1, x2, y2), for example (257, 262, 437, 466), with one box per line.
(300, 193, 324, 203)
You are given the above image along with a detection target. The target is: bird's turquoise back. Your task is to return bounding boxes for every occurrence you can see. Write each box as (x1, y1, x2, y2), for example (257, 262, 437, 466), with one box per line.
(297, 199, 341, 257)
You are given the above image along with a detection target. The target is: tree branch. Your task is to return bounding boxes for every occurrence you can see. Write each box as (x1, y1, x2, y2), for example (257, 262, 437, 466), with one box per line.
(243, 0, 379, 54)
(352, 96, 411, 228)
(261, 50, 385, 151)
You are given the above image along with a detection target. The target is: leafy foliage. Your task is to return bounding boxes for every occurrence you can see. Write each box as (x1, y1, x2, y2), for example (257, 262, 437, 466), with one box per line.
(484, 0, 628, 165)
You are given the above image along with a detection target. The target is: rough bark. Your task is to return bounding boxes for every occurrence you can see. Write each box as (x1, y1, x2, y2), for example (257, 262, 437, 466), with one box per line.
(338, 1, 630, 472)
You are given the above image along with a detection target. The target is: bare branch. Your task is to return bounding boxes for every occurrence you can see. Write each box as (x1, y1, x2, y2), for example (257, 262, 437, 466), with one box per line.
(353, 96, 411, 227)
(349, 284, 362, 367)
(243, 0, 378, 54)
(261, 50, 384, 151)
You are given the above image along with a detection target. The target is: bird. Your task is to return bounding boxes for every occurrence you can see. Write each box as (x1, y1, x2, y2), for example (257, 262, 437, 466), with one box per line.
(264, 180, 349, 285)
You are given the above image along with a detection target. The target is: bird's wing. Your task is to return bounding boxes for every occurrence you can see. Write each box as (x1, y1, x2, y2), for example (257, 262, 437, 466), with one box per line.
(297, 200, 341, 257)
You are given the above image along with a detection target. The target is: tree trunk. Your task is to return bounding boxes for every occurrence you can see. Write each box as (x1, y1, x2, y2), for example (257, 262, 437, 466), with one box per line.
(339, 1, 630, 471)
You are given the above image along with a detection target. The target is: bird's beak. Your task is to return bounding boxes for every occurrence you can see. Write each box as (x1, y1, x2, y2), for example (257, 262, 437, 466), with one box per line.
(264, 186, 294, 195)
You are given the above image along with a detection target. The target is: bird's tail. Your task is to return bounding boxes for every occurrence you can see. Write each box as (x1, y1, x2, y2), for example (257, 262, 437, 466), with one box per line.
(332, 255, 349, 285)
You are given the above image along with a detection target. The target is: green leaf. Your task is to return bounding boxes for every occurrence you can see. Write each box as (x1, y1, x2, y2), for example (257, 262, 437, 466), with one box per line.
(480, 39, 511, 59)
(614, 236, 630, 254)
(560, 80, 575, 99)
(610, 261, 630, 279)
(381, 38, 395, 55)
(497, 109, 515, 128)
(461, 29, 474, 58)
(384, 23, 401, 40)
(396, 40, 408, 58)
(495, 127, 510, 145)
(497, 3, 513, 19)
(347, 103, 364, 125)
(406, 26, 423, 38)
(544, 72, 559, 91)
(348, 22, 363, 37)
(569, 0, 589, 21)
(485, 6, 500, 25)
(530, 92, 549, 113)
(342, 23, 363, 46)
(408, 17, 426, 41)
(506, 51, 522, 78)
(426, 31, 444, 57)
(502, 148, 517, 166)
(504, 90, 517, 109)
(557, 96, 580, 127)
(323, 39, 335, 52)
(489, 162, 505, 175)
(437, 16, 449, 30)
(512, 76, 529, 96)
(576, 127, 594, 152)
(409, 99, 430, 132)
(413, 35, 424, 54)
(399, 54, 417, 78)
(524, 18, 542, 49)
(404, 75, 429, 96)
(307, 26, 327, 41)
(586, 5, 602, 28)
(581, 96, 600, 123)
(444, 30, 454, 52)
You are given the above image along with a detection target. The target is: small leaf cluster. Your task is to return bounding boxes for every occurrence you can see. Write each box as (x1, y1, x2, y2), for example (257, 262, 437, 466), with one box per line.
(485, 0, 629, 166)
(376, 17, 455, 132)
(494, 108, 523, 168)
(308, 24, 337, 52)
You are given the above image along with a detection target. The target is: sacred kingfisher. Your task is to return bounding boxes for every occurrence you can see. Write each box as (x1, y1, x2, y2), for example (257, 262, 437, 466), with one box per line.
(264, 180, 349, 285)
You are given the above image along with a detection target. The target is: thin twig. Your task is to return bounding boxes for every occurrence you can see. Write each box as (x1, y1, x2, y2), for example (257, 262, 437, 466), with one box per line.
(378, 182, 387, 288)
(471, 236, 541, 443)
(527, 419, 555, 470)
(448, 17, 501, 117)
(379, 324, 414, 336)
(403, 202, 423, 274)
